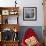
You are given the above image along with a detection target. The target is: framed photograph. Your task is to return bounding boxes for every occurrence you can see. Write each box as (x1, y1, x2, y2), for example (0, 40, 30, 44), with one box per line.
(23, 7, 37, 21)
(9, 10, 18, 15)
(2, 10, 9, 15)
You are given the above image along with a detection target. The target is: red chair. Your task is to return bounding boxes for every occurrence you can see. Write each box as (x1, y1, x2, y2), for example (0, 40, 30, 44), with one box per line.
(21, 28, 41, 46)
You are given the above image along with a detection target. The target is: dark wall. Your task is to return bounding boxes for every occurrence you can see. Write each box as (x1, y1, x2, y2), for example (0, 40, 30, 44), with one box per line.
(18, 26, 44, 44)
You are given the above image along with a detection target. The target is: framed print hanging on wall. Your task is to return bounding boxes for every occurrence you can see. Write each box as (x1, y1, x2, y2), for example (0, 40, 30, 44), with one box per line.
(23, 7, 37, 21)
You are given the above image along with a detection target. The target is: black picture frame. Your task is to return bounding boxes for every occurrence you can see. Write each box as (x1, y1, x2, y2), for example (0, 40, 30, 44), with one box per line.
(23, 7, 37, 21)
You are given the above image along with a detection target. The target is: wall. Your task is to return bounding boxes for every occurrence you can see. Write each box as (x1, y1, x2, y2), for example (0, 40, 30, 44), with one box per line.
(18, 0, 44, 26)
(0, 0, 44, 26)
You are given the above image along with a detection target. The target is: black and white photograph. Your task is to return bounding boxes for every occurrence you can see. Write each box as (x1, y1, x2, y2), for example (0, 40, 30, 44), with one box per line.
(23, 7, 37, 21)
